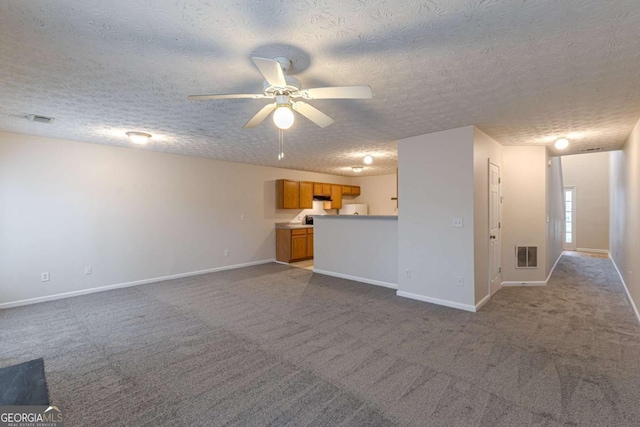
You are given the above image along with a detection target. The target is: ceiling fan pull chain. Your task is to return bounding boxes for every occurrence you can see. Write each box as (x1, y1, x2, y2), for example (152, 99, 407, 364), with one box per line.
(277, 129, 284, 160)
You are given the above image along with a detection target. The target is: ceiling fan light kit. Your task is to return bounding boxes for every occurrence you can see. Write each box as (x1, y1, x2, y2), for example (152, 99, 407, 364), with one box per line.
(189, 56, 372, 130)
(273, 95, 295, 130)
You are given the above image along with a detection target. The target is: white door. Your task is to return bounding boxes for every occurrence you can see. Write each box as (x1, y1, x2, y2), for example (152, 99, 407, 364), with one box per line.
(489, 162, 502, 296)
(563, 187, 576, 250)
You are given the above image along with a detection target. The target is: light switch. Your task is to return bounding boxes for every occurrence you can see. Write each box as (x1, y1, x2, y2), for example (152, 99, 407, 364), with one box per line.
(452, 218, 464, 228)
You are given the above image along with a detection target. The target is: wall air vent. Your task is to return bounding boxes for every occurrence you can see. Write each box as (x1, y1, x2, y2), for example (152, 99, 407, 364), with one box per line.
(516, 246, 538, 268)
(580, 147, 603, 153)
(26, 114, 55, 124)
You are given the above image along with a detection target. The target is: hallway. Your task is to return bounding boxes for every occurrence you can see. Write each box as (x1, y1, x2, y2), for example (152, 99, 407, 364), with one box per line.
(484, 252, 640, 425)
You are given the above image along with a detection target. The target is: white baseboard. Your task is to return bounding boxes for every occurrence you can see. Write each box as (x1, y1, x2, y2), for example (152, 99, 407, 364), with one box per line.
(0, 259, 276, 310)
(545, 252, 563, 283)
(610, 258, 640, 325)
(501, 252, 563, 288)
(312, 269, 398, 290)
(396, 290, 477, 312)
(501, 281, 547, 287)
(475, 294, 491, 311)
(577, 248, 610, 254)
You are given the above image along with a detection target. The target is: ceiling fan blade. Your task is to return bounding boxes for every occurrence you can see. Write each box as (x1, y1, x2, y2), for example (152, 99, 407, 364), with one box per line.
(188, 93, 269, 101)
(292, 102, 334, 128)
(243, 103, 277, 128)
(251, 57, 287, 88)
(301, 85, 372, 100)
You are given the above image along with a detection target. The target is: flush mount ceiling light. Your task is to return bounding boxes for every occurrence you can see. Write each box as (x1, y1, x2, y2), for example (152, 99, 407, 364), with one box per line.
(126, 131, 152, 144)
(352, 166, 363, 173)
(363, 155, 373, 165)
(555, 138, 569, 150)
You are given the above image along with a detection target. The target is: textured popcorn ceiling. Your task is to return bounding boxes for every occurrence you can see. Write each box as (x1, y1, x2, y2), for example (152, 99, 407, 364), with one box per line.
(1, 1, 639, 176)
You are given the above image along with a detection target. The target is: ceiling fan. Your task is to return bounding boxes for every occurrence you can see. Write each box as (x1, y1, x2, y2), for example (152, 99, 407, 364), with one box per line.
(188, 56, 372, 130)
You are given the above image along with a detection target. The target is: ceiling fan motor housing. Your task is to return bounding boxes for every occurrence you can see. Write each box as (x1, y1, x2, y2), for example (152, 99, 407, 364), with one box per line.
(263, 76, 301, 95)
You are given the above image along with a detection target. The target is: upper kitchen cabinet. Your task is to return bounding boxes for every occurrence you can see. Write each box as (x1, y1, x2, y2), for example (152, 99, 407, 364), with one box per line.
(276, 179, 299, 209)
(331, 185, 343, 209)
(341, 185, 361, 196)
(299, 181, 313, 209)
(277, 179, 360, 209)
(323, 185, 343, 210)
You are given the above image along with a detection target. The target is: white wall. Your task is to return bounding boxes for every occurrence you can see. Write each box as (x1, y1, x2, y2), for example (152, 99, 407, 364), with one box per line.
(472, 128, 503, 304)
(314, 216, 398, 288)
(0, 132, 353, 305)
(350, 173, 398, 216)
(397, 126, 476, 311)
(562, 152, 610, 252)
(610, 117, 640, 321)
(546, 154, 564, 277)
(501, 146, 548, 283)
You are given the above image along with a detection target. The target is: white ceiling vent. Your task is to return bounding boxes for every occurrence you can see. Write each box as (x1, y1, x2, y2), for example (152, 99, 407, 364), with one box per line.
(580, 147, 603, 153)
(26, 114, 55, 124)
(516, 246, 538, 268)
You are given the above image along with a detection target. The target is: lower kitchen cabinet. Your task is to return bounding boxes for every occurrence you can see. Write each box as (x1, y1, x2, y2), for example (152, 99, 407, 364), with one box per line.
(276, 227, 313, 263)
(307, 228, 314, 257)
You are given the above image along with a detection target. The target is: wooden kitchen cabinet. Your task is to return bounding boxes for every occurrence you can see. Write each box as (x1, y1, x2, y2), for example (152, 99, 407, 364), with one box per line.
(299, 181, 313, 209)
(323, 185, 344, 210)
(307, 228, 314, 257)
(276, 227, 313, 263)
(276, 179, 299, 209)
(291, 230, 307, 260)
(278, 179, 360, 209)
(331, 184, 343, 209)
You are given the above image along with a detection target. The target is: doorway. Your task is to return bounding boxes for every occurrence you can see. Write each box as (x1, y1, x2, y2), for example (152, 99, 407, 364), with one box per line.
(563, 186, 576, 250)
(489, 161, 502, 296)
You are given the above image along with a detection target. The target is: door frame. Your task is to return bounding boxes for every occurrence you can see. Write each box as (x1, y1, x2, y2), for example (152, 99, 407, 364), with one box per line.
(563, 186, 577, 251)
(488, 160, 502, 297)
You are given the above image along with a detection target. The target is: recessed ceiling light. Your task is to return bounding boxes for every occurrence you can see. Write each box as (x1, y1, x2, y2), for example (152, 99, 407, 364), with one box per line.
(352, 166, 363, 173)
(126, 131, 152, 144)
(555, 138, 569, 150)
(363, 155, 373, 165)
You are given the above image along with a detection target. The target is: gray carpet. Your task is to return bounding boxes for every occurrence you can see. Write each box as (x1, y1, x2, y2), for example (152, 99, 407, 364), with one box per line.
(1, 254, 639, 426)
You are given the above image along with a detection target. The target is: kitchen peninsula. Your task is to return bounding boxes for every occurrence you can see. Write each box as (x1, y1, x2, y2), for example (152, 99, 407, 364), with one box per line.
(313, 215, 398, 289)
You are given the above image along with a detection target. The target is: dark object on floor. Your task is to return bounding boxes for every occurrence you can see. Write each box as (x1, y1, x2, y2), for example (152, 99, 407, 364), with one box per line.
(0, 358, 49, 405)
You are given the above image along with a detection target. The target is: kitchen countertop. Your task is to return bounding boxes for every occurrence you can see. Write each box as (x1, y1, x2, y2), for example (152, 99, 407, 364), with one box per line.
(275, 223, 313, 229)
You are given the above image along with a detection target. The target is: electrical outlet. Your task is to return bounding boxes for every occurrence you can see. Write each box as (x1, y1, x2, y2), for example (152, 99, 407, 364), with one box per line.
(405, 270, 412, 278)
(41, 272, 50, 282)
(456, 277, 464, 287)
(84, 266, 92, 275)
(240, 214, 245, 221)
(224, 249, 229, 257)
(452, 218, 464, 228)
